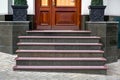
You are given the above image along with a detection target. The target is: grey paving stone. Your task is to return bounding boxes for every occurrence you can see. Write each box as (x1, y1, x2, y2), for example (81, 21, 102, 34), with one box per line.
(0, 52, 120, 80)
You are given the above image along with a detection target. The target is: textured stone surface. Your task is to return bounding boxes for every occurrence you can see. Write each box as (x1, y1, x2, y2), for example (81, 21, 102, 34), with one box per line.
(86, 21, 119, 63)
(0, 52, 120, 80)
(20, 38, 99, 43)
(12, 5, 28, 21)
(0, 21, 29, 54)
(16, 59, 105, 66)
(118, 49, 120, 59)
(17, 51, 103, 57)
(0, 15, 5, 21)
(89, 6, 106, 21)
(27, 32, 91, 36)
(18, 45, 101, 50)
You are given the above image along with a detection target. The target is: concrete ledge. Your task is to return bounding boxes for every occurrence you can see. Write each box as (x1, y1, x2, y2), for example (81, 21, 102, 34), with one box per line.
(0, 21, 29, 26)
(0, 21, 29, 54)
(86, 21, 119, 63)
(0, 15, 5, 21)
(86, 21, 119, 24)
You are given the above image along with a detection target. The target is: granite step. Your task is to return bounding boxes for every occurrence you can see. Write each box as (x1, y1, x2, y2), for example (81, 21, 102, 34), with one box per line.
(16, 50, 104, 57)
(16, 57, 106, 66)
(13, 65, 107, 74)
(14, 30, 107, 74)
(17, 43, 102, 50)
(26, 30, 91, 36)
(19, 36, 100, 43)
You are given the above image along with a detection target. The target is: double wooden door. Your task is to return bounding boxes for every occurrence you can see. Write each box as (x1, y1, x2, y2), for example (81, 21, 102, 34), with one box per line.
(35, 0, 81, 30)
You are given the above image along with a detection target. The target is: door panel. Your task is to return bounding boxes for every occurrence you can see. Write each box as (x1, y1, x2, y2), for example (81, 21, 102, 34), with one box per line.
(35, 0, 81, 30)
(55, 12, 76, 25)
(40, 11, 50, 26)
(36, 0, 51, 29)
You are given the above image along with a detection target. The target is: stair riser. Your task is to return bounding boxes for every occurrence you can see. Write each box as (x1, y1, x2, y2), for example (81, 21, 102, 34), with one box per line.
(16, 60, 105, 66)
(27, 33, 91, 36)
(18, 45, 101, 50)
(13, 68, 107, 74)
(15, 30, 107, 74)
(20, 38, 99, 43)
(18, 52, 103, 57)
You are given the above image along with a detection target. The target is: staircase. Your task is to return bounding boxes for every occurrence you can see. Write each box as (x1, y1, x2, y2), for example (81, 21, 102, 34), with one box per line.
(13, 30, 107, 74)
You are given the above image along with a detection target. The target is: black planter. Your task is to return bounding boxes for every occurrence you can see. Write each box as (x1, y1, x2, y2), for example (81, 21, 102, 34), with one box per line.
(12, 5, 28, 21)
(89, 6, 106, 21)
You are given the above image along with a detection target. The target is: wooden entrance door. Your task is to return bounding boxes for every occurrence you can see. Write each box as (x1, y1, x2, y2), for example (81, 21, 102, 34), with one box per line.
(35, 0, 81, 30)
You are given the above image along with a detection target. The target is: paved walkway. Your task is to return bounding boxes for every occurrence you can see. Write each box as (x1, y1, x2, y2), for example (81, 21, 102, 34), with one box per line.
(0, 52, 120, 80)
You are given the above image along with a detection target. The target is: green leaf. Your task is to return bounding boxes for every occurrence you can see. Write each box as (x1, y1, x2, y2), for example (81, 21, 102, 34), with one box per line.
(91, 0, 103, 6)
(14, 0, 27, 6)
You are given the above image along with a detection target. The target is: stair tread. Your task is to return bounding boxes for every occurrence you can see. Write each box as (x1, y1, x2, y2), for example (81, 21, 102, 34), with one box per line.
(17, 42, 102, 46)
(15, 57, 107, 61)
(18, 36, 100, 39)
(27, 30, 91, 33)
(16, 50, 104, 53)
(15, 30, 107, 73)
(14, 65, 107, 70)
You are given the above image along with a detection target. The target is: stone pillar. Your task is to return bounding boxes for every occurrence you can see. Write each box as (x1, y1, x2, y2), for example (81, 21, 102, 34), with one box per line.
(0, 21, 29, 54)
(86, 21, 119, 63)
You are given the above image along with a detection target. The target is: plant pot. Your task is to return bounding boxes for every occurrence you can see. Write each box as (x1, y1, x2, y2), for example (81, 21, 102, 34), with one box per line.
(89, 6, 106, 21)
(12, 5, 28, 21)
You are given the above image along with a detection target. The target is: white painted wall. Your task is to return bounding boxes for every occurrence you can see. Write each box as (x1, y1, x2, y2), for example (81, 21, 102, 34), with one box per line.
(103, 0, 108, 15)
(27, 0, 35, 15)
(8, 0, 13, 14)
(1, 0, 120, 16)
(5, 0, 35, 15)
(81, 0, 120, 16)
(106, 0, 120, 16)
(81, 0, 108, 15)
(81, 0, 91, 15)
(0, 0, 8, 14)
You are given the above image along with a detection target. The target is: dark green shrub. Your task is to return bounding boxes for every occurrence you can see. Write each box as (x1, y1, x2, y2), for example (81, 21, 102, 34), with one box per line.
(91, 0, 103, 6)
(14, 0, 27, 6)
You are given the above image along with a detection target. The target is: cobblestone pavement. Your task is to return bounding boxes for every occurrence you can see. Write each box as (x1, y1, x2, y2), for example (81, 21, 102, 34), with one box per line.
(0, 52, 120, 80)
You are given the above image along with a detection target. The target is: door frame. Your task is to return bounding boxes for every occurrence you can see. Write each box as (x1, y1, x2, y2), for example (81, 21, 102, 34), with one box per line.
(34, 0, 82, 30)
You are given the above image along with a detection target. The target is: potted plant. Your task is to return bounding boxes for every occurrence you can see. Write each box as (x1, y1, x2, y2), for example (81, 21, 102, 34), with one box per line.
(89, 0, 106, 21)
(12, 0, 28, 21)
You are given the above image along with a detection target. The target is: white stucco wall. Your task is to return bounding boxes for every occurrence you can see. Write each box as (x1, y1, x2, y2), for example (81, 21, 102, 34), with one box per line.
(8, 0, 13, 14)
(1, 0, 120, 16)
(106, 0, 120, 16)
(27, 0, 35, 14)
(81, 0, 120, 16)
(81, 0, 91, 15)
(3, 0, 35, 15)
(0, 0, 8, 14)
(81, 0, 108, 15)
